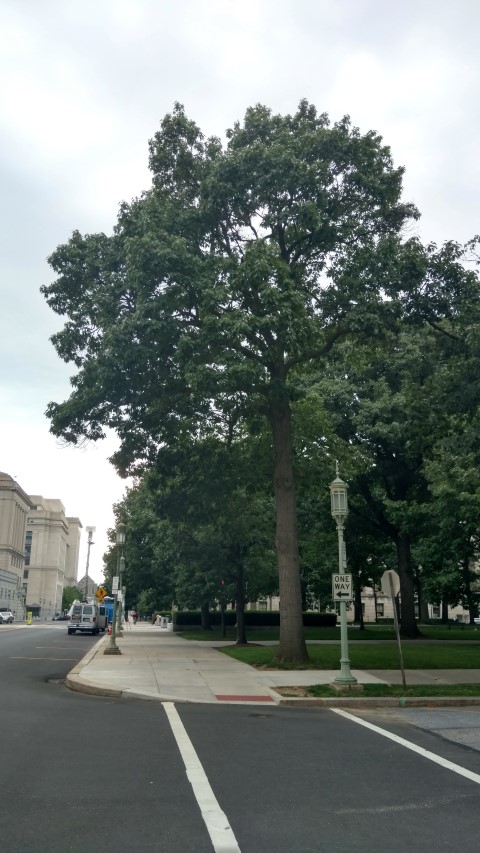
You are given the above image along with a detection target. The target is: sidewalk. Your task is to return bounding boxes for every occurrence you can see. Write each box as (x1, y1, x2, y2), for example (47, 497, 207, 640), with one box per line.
(66, 622, 480, 707)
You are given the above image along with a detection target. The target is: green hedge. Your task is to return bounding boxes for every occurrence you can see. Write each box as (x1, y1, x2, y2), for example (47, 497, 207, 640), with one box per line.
(172, 610, 337, 627)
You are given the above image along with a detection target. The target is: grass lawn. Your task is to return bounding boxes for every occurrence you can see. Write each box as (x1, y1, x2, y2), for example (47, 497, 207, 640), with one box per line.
(304, 683, 480, 698)
(179, 626, 396, 641)
(178, 624, 480, 643)
(220, 642, 480, 669)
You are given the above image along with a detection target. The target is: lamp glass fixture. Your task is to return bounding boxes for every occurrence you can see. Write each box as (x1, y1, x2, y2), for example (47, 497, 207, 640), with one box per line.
(329, 477, 349, 520)
(116, 522, 126, 546)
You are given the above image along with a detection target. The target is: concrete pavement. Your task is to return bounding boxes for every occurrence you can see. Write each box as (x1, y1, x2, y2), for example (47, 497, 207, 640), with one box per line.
(65, 622, 480, 707)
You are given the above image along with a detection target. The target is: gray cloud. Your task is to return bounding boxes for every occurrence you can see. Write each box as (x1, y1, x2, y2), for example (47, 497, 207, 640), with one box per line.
(1, 0, 478, 579)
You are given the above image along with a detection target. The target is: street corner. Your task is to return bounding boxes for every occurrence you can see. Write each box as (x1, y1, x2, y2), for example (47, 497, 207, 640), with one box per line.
(65, 671, 122, 698)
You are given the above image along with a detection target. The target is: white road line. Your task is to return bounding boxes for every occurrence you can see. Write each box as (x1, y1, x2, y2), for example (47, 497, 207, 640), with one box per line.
(10, 656, 77, 661)
(163, 702, 241, 853)
(332, 708, 480, 785)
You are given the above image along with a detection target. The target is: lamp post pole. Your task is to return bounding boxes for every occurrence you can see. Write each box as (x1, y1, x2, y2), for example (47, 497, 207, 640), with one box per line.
(330, 464, 357, 686)
(117, 555, 125, 636)
(84, 527, 95, 602)
(104, 521, 125, 656)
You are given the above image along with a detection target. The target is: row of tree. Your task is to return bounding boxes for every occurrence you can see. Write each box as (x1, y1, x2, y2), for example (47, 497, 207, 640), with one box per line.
(42, 101, 480, 662)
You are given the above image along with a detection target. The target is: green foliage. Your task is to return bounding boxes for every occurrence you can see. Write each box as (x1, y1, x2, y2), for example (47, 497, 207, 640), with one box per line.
(42, 101, 480, 659)
(307, 684, 480, 698)
(61, 586, 84, 610)
(135, 588, 164, 616)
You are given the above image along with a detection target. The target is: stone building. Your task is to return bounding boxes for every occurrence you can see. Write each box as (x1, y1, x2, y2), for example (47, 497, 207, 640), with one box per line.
(23, 497, 82, 620)
(0, 472, 82, 620)
(76, 574, 98, 601)
(0, 472, 33, 616)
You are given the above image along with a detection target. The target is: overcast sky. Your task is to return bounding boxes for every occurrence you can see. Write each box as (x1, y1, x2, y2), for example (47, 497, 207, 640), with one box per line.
(0, 0, 478, 583)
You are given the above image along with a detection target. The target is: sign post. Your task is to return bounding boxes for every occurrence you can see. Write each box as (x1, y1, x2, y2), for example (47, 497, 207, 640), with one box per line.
(104, 577, 121, 656)
(381, 570, 406, 688)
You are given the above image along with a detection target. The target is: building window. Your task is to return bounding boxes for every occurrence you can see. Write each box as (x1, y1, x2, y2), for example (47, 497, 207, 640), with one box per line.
(24, 531, 32, 566)
(23, 569, 29, 579)
(257, 600, 268, 611)
(376, 603, 385, 617)
(432, 605, 440, 618)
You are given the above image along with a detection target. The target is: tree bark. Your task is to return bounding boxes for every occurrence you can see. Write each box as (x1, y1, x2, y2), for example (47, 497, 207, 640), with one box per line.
(269, 396, 308, 663)
(200, 602, 211, 631)
(416, 569, 429, 624)
(353, 574, 365, 630)
(461, 555, 477, 624)
(396, 533, 421, 637)
(235, 556, 247, 645)
(441, 600, 449, 623)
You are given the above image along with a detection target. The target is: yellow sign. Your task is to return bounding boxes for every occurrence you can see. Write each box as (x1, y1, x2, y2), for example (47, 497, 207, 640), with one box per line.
(27, 611, 32, 625)
(96, 587, 107, 602)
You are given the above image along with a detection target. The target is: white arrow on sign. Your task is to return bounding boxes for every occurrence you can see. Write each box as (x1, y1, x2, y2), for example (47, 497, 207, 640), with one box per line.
(332, 573, 353, 601)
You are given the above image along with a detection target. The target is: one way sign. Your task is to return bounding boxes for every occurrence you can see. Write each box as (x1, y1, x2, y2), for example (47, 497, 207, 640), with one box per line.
(332, 573, 353, 602)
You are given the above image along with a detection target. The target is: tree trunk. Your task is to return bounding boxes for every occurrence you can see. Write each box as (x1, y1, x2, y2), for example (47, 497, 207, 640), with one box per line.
(235, 557, 247, 645)
(416, 568, 429, 623)
(220, 602, 226, 638)
(461, 556, 477, 624)
(200, 602, 211, 631)
(353, 574, 365, 630)
(441, 600, 449, 623)
(372, 583, 378, 623)
(396, 532, 421, 638)
(269, 396, 308, 663)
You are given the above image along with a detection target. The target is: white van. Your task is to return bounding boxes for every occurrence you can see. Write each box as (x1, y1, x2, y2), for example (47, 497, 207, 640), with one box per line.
(68, 603, 106, 635)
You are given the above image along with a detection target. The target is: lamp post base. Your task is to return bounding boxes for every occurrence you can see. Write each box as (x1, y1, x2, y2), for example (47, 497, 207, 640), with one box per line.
(104, 646, 122, 655)
(334, 658, 358, 685)
(330, 681, 364, 692)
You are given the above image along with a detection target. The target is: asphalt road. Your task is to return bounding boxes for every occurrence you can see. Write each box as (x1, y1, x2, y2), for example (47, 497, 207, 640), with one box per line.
(2, 624, 480, 852)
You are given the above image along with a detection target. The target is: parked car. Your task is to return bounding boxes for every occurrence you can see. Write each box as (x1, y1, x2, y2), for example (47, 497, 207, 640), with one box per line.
(52, 614, 69, 621)
(0, 611, 14, 624)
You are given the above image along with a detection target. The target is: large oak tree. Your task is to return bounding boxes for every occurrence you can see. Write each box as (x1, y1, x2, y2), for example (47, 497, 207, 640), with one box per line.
(42, 101, 420, 662)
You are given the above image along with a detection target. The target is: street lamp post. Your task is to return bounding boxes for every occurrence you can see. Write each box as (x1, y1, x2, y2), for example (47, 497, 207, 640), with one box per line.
(103, 521, 125, 656)
(117, 555, 125, 635)
(330, 463, 357, 686)
(84, 527, 95, 602)
(116, 524, 126, 636)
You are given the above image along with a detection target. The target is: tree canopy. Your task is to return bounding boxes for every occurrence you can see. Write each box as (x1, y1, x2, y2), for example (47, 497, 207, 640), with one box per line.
(42, 101, 479, 658)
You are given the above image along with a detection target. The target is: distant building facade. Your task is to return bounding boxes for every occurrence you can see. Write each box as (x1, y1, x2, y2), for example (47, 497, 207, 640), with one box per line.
(0, 472, 82, 620)
(0, 472, 32, 617)
(77, 574, 98, 600)
(24, 497, 82, 620)
(247, 584, 478, 624)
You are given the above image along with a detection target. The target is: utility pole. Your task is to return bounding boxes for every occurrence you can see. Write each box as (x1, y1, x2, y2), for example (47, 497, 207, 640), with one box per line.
(84, 527, 95, 601)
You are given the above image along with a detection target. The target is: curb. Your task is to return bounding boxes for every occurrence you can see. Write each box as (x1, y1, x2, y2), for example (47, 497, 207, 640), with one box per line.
(66, 634, 122, 699)
(65, 635, 480, 708)
(276, 696, 480, 708)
